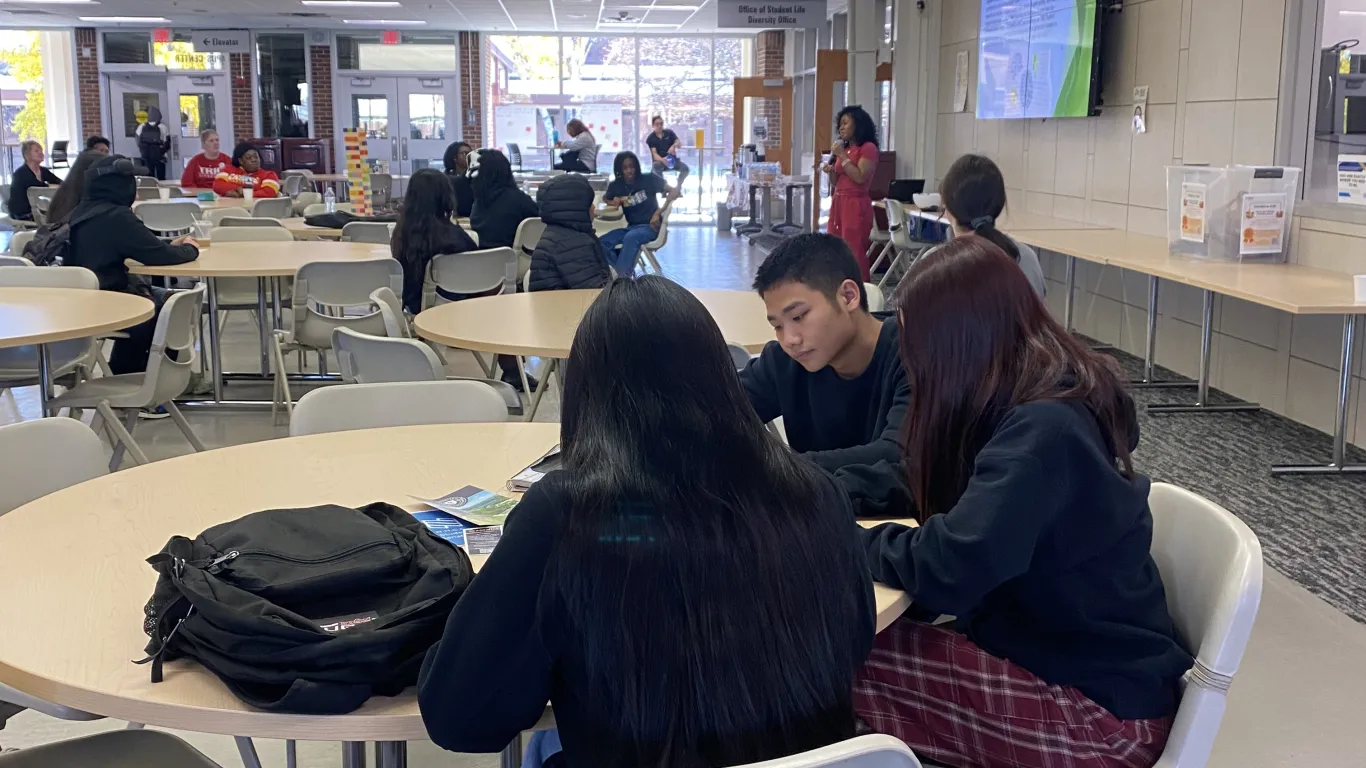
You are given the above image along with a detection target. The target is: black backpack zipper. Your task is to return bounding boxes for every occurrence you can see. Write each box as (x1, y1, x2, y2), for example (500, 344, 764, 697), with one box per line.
(206, 540, 396, 573)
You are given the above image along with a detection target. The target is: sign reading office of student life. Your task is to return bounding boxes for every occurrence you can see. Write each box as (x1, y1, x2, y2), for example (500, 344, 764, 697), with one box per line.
(717, 0, 826, 28)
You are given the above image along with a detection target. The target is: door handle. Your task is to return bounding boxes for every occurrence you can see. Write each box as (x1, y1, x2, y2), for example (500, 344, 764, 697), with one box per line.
(391, 136, 398, 166)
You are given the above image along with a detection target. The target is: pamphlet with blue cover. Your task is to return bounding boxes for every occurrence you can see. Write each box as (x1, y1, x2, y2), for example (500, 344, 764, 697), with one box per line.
(412, 485, 516, 554)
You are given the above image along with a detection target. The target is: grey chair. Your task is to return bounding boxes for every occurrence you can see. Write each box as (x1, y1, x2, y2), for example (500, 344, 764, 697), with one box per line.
(341, 221, 392, 244)
(0, 729, 223, 767)
(135, 176, 160, 188)
(218, 216, 286, 228)
(371, 173, 393, 210)
(250, 197, 294, 219)
(134, 201, 200, 236)
(26, 187, 52, 225)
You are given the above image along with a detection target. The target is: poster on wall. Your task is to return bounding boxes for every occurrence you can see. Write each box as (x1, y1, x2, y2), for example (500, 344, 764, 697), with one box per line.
(1339, 155, 1366, 206)
(578, 105, 625, 156)
(493, 104, 539, 153)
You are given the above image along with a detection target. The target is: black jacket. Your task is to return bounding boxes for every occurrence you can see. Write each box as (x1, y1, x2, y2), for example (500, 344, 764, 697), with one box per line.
(448, 172, 474, 218)
(66, 155, 198, 292)
(8, 164, 61, 220)
(528, 175, 610, 292)
(470, 185, 538, 249)
(855, 399, 1193, 721)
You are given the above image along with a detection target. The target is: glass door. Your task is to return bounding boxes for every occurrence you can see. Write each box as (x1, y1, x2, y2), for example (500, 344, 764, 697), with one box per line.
(341, 77, 401, 177)
(104, 73, 167, 160)
(167, 74, 232, 180)
(397, 77, 455, 193)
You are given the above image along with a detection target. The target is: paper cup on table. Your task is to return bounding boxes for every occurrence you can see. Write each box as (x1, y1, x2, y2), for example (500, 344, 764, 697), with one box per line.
(243, 188, 254, 201)
(157, 187, 170, 200)
(1356, 275, 1366, 304)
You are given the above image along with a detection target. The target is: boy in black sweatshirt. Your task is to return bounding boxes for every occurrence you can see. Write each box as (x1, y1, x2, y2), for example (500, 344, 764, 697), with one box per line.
(740, 233, 908, 486)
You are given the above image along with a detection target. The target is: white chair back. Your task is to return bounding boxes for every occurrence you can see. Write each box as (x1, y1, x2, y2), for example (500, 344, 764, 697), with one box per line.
(135, 201, 200, 235)
(730, 735, 922, 768)
(135, 285, 205, 407)
(424, 247, 515, 308)
(290, 259, 402, 348)
(370, 286, 411, 338)
(292, 191, 322, 215)
(302, 202, 328, 217)
(251, 197, 294, 219)
(512, 217, 546, 279)
(204, 208, 241, 226)
(280, 174, 305, 197)
(371, 173, 393, 209)
(0, 255, 30, 267)
(0, 418, 108, 516)
(643, 200, 673, 250)
(332, 327, 443, 384)
(10, 230, 35, 257)
(865, 282, 885, 312)
(135, 176, 160, 188)
(0, 265, 97, 289)
(290, 380, 507, 436)
(208, 226, 294, 243)
(342, 221, 393, 244)
(218, 216, 285, 228)
(884, 200, 915, 250)
(27, 187, 53, 225)
(1148, 482, 1264, 768)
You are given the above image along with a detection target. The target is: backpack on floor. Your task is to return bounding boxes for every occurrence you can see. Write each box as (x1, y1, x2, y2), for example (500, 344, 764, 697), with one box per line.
(139, 502, 473, 714)
(23, 221, 71, 266)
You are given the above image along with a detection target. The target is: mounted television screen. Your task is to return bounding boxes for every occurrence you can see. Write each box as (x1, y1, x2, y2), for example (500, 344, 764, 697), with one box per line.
(976, 0, 1102, 119)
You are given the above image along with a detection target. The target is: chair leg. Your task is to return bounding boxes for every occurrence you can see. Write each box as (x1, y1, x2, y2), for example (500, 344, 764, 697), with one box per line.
(101, 403, 149, 470)
(234, 736, 264, 768)
(165, 402, 206, 452)
(271, 334, 294, 422)
(470, 350, 495, 378)
(869, 240, 893, 274)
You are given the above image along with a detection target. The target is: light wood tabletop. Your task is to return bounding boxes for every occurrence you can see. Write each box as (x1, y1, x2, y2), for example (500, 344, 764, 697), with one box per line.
(0, 287, 153, 348)
(127, 241, 391, 278)
(415, 289, 776, 357)
(872, 200, 1111, 233)
(1013, 228, 1366, 315)
(280, 217, 344, 240)
(0, 422, 912, 741)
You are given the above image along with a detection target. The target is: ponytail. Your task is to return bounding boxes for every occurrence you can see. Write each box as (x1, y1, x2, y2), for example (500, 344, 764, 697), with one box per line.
(940, 154, 1020, 264)
(968, 215, 1021, 264)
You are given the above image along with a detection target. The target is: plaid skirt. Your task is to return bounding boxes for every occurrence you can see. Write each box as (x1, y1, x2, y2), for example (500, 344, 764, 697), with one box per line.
(854, 618, 1172, 768)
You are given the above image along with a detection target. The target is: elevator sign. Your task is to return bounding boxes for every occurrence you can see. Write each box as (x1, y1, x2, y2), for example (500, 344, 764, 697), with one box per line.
(716, 0, 825, 28)
(189, 29, 251, 54)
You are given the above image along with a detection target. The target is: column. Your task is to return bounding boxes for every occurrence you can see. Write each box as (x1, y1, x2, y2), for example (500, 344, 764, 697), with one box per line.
(846, 0, 879, 110)
(41, 31, 79, 146)
(890, 0, 941, 178)
(74, 28, 102, 142)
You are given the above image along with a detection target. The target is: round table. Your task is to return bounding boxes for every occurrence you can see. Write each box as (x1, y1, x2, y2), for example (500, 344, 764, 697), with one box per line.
(0, 287, 153, 414)
(414, 289, 774, 420)
(0, 423, 911, 762)
(128, 242, 392, 404)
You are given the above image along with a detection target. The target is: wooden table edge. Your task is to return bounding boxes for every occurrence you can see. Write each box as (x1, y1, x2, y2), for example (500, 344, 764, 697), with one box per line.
(0, 297, 154, 349)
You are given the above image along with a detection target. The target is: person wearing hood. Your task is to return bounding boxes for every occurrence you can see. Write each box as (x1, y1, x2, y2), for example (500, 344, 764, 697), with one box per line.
(66, 155, 199, 374)
(135, 105, 171, 180)
(528, 174, 611, 292)
(468, 148, 538, 255)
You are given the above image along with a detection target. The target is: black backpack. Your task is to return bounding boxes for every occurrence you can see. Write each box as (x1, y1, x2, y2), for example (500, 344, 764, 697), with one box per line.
(138, 123, 167, 163)
(139, 503, 473, 714)
(23, 221, 71, 266)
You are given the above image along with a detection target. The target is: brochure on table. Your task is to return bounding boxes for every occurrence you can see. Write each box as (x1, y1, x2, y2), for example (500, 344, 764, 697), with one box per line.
(412, 485, 517, 555)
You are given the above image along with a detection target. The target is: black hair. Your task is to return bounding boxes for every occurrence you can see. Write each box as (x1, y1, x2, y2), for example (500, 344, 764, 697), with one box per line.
(84, 135, 110, 151)
(835, 105, 878, 147)
(48, 150, 103, 223)
(442, 141, 472, 175)
(752, 232, 868, 311)
(470, 148, 516, 206)
(554, 275, 869, 763)
(938, 153, 1020, 263)
(391, 168, 455, 275)
(230, 142, 258, 168)
(612, 150, 642, 181)
(651, 114, 663, 124)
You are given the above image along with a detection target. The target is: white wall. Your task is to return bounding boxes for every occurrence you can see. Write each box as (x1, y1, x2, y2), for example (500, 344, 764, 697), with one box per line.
(40, 31, 79, 149)
(926, 0, 1366, 447)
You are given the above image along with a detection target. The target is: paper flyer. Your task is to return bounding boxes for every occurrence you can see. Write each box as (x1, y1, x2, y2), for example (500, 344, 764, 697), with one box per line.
(411, 485, 518, 527)
(1180, 182, 1206, 243)
(1239, 193, 1288, 255)
(1338, 154, 1366, 206)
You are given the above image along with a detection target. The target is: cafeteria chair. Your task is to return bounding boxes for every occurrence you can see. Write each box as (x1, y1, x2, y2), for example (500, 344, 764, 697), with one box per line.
(333, 326, 447, 384)
(507, 143, 525, 172)
(865, 282, 885, 312)
(0, 728, 223, 767)
(0, 266, 107, 400)
(634, 200, 674, 275)
(292, 190, 322, 216)
(878, 200, 931, 292)
(371, 173, 393, 210)
(134, 187, 164, 201)
(1147, 482, 1264, 768)
(26, 187, 51, 226)
(423, 246, 516, 308)
(0, 255, 29, 266)
(512, 217, 546, 281)
(135, 176, 160, 188)
(217, 215, 286, 228)
(341, 221, 392, 244)
(302, 202, 328, 217)
(280, 172, 305, 197)
(135, 201, 200, 237)
(371, 286, 412, 338)
(48, 140, 69, 168)
(727, 342, 752, 371)
(271, 258, 403, 420)
(733, 734, 921, 767)
(8, 229, 35, 256)
(250, 197, 294, 219)
(289, 379, 508, 437)
(50, 285, 209, 471)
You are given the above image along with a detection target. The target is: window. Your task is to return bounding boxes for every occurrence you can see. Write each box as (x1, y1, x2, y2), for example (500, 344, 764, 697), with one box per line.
(1297, 0, 1366, 208)
(337, 34, 457, 71)
(353, 96, 389, 138)
(178, 94, 216, 138)
(257, 34, 309, 138)
(103, 31, 151, 64)
(121, 93, 161, 138)
(408, 93, 446, 140)
(103, 32, 222, 70)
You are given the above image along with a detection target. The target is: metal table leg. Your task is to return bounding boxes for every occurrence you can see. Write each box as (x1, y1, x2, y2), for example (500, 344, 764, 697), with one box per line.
(341, 741, 367, 768)
(205, 276, 224, 402)
(375, 741, 407, 768)
(37, 343, 52, 417)
(1130, 275, 1197, 390)
(500, 734, 524, 768)
(1273, 315, 1366, 475)
(257, 277, 270, 376)
(1148, 289, 1260, 415)
(1063, 255, 1076, 332)
(522, 358, 557, 422)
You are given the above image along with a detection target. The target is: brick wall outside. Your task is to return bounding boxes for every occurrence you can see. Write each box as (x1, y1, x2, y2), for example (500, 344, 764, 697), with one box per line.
(75, 28, 102, 141)
(458, 31, 483, 147)
(230, 52, 254, 141)
(755, 30, 785, 151)
(310, 45, 334, 140)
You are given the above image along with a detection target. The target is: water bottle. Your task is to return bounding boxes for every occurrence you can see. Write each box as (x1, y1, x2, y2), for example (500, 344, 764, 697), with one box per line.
(552, 129, 560, 145)
(324, 187, 336, 213)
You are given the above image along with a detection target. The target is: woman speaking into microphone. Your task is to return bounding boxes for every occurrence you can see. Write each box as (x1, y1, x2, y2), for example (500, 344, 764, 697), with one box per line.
(822, 105, 879, 280)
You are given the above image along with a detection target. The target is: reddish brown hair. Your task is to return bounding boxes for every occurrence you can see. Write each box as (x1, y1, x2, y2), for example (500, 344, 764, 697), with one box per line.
(566, 119, 589, 137)
(895, 237, 1136, 521)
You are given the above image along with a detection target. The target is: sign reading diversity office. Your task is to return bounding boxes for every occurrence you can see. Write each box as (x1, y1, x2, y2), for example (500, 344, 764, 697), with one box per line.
(717, 0, 826, 28)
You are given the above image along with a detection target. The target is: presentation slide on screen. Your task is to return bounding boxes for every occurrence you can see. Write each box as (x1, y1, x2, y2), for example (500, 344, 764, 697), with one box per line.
(976, 0, 1097, 119)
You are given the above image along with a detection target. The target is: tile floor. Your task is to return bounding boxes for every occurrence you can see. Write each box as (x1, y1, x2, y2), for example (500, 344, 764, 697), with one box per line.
(1, 226, 1364, 766)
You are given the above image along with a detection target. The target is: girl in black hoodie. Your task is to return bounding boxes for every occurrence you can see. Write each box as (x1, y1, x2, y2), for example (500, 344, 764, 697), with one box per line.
(66, 154, 199, 374)
(528, 174, 610, 291)
(849, 236, 1191, 768)
(468, 148, 538, 250)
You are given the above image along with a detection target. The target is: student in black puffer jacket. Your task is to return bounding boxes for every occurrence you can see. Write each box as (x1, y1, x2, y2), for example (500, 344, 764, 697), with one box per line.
(528, 174, 611, 292)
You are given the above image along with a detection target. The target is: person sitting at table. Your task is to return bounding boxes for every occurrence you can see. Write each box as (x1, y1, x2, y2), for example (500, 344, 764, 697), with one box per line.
(442, 140, 475, 218)
(419, 275, 874, 767)
(66, 155, 199, 375)
(740, 233, 908, 483)
(180, 128, 228, 189)
(468, 148, 538, 250)
(849, 237, 1191, 768)
(212, 143, 280, 199)
(45, 149, 103, 225)
(822, 105, 879, 280)
(8, 140, 62, 221)
(84, 135, 111, 155)
(600, 151, 678, 277)
(528, 174, 610, 291)
(646, 115, 689, 187)
(553, 119, 597, 173)
(933, 153, 1046, 297)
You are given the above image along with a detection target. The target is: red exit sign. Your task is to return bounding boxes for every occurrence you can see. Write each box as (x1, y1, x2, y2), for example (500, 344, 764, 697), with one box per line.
(381, 30, 400, 45)
(152, 28, 172, 43)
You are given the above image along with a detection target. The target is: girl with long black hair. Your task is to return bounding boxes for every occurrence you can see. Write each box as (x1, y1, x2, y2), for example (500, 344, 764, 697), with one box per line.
(850, 237, 1191, 767)
(937, 153, 1047, 297)
(419, 275, 875, 767)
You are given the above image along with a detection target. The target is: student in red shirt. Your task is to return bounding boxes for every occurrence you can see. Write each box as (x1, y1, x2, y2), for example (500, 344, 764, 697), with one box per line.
(179, 129, 227, 189)
(213, 143, 281, 198)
